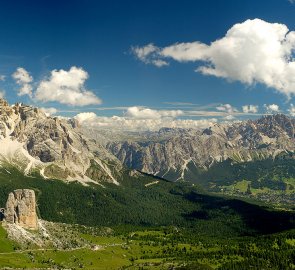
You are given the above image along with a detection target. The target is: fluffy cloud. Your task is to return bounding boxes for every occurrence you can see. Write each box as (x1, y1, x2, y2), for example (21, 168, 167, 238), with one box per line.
(223, 115, 235, 121)
(288, 104, 295, 116)
(132, 44, 158, 62)
(133, 19, 295, 96)
(216, 104, 238, 113)
(0, 75, 6, 81)
(12, 67, 33, 97)
(75, 112, 217, 131)
(161, 42, 209, 62)
(242, 105, 259, 113)
(125, 106, 183, 119)
(264, 104, 280, 113)
(11, 66, 102, 106)
(35, 66, 102, 106)
(40, 107, 58, 116)
(74, 112, 97, 123)
(0, 90, 5, 99)
(132, 44, 169, 67)
(152, 59, 169, 67)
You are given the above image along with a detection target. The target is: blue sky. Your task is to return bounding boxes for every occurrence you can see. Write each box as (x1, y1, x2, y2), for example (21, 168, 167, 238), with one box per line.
(1, 0, 295, 130)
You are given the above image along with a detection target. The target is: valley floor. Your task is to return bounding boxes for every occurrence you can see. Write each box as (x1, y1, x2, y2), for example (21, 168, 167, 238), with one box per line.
(0, 223, 295, 270)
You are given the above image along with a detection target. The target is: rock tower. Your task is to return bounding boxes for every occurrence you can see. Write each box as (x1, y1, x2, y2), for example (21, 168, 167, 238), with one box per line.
(5, 189, 38, 230)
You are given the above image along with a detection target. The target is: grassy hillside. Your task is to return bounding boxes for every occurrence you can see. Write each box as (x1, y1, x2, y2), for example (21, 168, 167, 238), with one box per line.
(0, 223, 294, 269)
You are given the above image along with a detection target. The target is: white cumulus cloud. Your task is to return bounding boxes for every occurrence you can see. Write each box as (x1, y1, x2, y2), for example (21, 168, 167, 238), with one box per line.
(242, 105, 259, 113)
(12, 67, 33, 97)
(132, 44, 169, 67)
(40, 107, 58, 116)
(125, 106, 183, 119)
(264, 104, 280, 113)
(216, 104, 238, 114)
(35, 66, 102, 106)
(74, 112, 97, 123)
(133, 18, 295, 97)
(152, 59, 169, 67)
(223, 115, 236, 121)
(132, 44, 158, 62)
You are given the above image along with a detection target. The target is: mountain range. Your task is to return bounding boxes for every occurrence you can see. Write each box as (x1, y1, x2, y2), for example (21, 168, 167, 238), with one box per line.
(1, 97, 295, 201)
(104, 114, 295, 182)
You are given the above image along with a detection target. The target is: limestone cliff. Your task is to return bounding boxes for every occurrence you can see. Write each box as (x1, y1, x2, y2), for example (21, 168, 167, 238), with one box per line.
(0, 98, 122, 185)
(5, 189, 38, 230)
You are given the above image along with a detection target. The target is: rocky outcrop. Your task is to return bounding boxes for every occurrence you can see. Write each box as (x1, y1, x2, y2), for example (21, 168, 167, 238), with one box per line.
(5, 189, 38, 230)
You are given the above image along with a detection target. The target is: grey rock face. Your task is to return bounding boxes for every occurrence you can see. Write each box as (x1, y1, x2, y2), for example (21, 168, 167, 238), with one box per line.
(5, 189, 38, 230)
(0, 98, 122, 184)
(106, 114, 295, 181)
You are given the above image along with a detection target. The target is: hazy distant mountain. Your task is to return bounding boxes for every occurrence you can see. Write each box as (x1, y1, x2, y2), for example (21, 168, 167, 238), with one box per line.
(105, 114, 295, 181)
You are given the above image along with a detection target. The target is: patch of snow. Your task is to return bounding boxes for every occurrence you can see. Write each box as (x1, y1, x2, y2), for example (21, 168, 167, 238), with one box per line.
(66, 174, 104, 187)
(176, 158, 191, 181)
(260, 134, 275, 144)
(39, 167, 48, 179)
(145, 180, 159, 187)
(0, 137, 42, 174)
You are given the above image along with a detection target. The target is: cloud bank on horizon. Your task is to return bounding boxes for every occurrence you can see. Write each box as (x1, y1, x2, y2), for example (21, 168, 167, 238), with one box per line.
(74, 111, 218, 131)
(132, 18, 295, 97)
(72, 104, 284, 131)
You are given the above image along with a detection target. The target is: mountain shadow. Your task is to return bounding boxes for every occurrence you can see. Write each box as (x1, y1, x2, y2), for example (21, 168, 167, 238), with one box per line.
(183, 191, 295, 235)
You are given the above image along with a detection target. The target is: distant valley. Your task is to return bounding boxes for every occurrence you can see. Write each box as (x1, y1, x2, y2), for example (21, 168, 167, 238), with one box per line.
(81, 114, 295, 206)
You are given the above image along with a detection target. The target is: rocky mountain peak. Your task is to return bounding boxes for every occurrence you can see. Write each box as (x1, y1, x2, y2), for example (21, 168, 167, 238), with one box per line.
(255, 114, 295, 138)
(0, 98, 13, 117)
(0, 99, 123, 185)
(0, 98, 9, 107)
